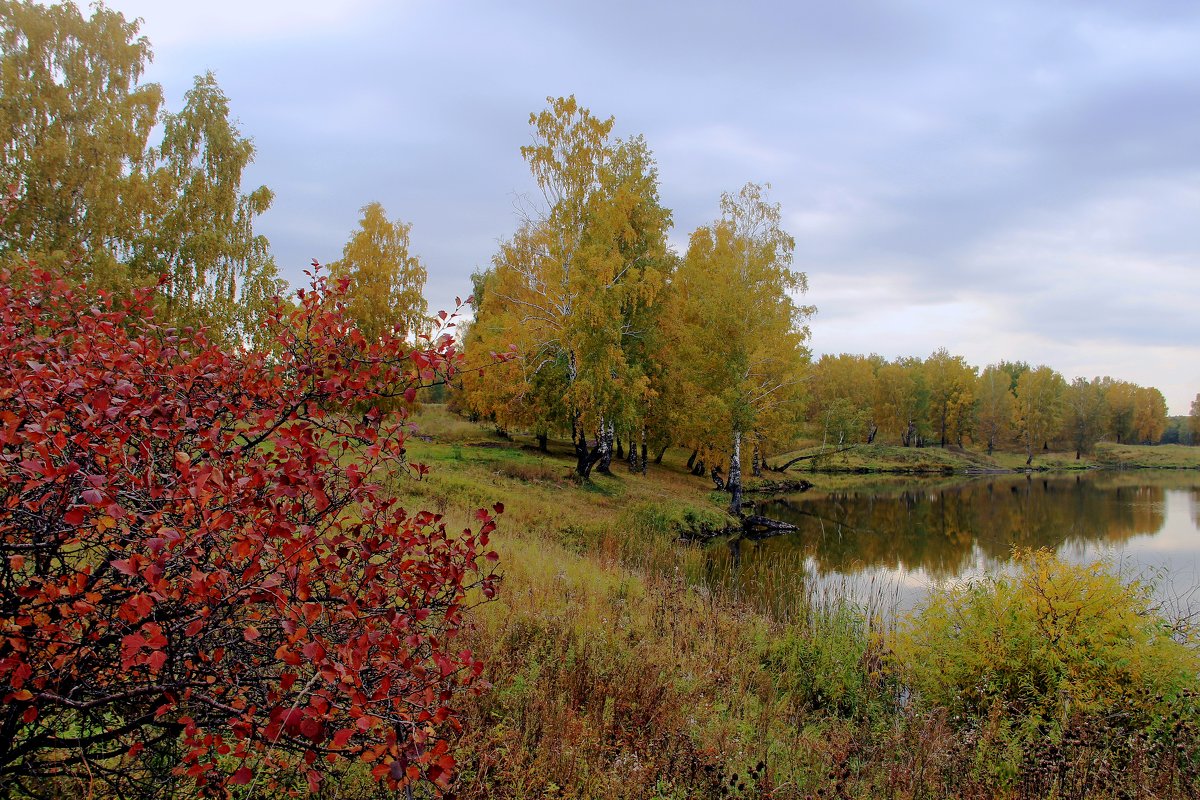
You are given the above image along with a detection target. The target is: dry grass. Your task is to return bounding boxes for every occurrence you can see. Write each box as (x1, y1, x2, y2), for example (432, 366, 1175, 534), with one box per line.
(383, 406, 1200, 799)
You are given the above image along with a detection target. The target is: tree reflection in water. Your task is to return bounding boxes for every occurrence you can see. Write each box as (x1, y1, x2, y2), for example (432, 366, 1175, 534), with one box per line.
(701, 470, 1200, 616)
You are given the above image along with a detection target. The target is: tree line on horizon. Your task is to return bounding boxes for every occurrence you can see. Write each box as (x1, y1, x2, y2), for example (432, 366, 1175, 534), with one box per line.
(806, 351, 1182, 461)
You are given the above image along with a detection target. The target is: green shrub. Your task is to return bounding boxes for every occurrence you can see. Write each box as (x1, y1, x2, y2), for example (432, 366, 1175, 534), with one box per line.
(760, 602, 895, 722)
(620, 500, 734, 540)
(894, 549, 1199, 734)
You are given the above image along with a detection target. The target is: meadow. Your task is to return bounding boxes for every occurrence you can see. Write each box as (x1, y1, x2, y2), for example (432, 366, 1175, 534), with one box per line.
(392, 406, 1200, 799)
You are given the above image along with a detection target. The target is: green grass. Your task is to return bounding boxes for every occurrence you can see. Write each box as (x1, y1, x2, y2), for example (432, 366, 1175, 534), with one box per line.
(1094, 441, 1200, 468)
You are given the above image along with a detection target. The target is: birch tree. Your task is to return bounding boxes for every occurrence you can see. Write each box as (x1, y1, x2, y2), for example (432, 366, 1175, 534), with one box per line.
(673, 183, 812, 514)
(1063, 376, 1108, 458)
(925, 348, 977, 448)
(465, 96, 669, 478)
(1, 4, 281, 346)
(1013, 365, 1066, 465)
(975, 363, 1016, 454)
(329, 201, 428, 342)
(1131, 386, 1167, 444)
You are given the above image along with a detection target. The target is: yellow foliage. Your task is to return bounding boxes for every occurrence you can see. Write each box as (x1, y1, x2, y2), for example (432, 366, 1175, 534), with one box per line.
(894, 548, 1199, 731)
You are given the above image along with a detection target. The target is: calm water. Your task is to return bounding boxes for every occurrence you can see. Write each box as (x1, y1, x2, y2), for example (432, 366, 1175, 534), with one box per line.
(707, 470, 1200, 616)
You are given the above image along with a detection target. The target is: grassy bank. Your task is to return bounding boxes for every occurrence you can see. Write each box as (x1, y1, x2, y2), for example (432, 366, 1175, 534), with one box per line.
(772, 440, 1200, 474)
(388, 407, 1199, 799)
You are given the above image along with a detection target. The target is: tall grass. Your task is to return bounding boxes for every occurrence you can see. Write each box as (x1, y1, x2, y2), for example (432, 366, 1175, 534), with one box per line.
(383, 407, 1200, 799)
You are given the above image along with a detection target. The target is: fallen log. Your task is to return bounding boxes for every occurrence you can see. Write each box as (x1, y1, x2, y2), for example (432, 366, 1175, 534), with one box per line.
(679, 512, 801, 542)
(741, 514, 800, 536)
(742, 478, 813, 494)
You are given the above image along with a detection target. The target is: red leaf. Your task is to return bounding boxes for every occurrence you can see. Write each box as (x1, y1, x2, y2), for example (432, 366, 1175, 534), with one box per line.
(111, 558, 137, 576)
(492, 501, 504, 514)
(300, 717, 326, 742)
(428, 763, 452, 790)
(230, 766, 253, 785)
(147, 650, 168, 673)
(81, 488, 103, 505)
(242, 625, 260, 642)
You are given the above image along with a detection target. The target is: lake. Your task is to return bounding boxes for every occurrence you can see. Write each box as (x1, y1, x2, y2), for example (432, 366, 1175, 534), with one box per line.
(704, 470, 1200, 617)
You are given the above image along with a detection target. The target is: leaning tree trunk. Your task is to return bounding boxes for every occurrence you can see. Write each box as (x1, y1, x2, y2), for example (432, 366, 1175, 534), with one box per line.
(654, 443, 667, 465)
(728, 430, 743, 516)
(573, 419, 601, 479)
(686, 448, 698, 471)
(537, 432, 549, 453)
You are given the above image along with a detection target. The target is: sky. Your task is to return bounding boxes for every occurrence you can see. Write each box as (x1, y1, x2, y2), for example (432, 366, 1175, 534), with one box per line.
(93, 0, 1200, 414)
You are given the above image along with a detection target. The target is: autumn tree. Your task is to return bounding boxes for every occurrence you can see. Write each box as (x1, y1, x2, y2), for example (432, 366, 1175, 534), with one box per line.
(463, 97, 670, 478)
(1063, 376, 1108, 458)
(672, 183, 812, 514)
(0, 2, 280, 344)
(1102, 378, 1139, 444)
(1013, 365, 1066, 465)
(0, 0, 159, 286)
(975, 363, 1015, 454)
(808, 354, 877, 445)
(923, 349, 977, 448)
(0, 256, 497, 797)
(329, 202, 429, 342)
(1131, 385, 1167, 444)
(873, 357, 929, 446)
(139, 72, 283, 346)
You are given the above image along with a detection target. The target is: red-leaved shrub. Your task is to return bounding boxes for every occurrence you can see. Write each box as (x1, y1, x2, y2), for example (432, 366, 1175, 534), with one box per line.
(0, 256, 499, 797)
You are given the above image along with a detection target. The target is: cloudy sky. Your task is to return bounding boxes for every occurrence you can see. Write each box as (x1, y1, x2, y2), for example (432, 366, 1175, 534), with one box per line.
(102, 0, 1200, 413)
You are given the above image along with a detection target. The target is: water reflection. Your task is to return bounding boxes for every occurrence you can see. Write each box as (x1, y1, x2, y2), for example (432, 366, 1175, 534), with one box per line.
(703, 470, 1200, 615)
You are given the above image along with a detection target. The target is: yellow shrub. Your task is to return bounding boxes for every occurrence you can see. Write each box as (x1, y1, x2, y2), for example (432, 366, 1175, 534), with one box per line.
(894, 549, 1199, 732)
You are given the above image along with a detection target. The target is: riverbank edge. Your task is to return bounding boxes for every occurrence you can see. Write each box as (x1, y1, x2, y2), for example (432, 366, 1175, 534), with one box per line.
(770, 441, 1200, 476)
